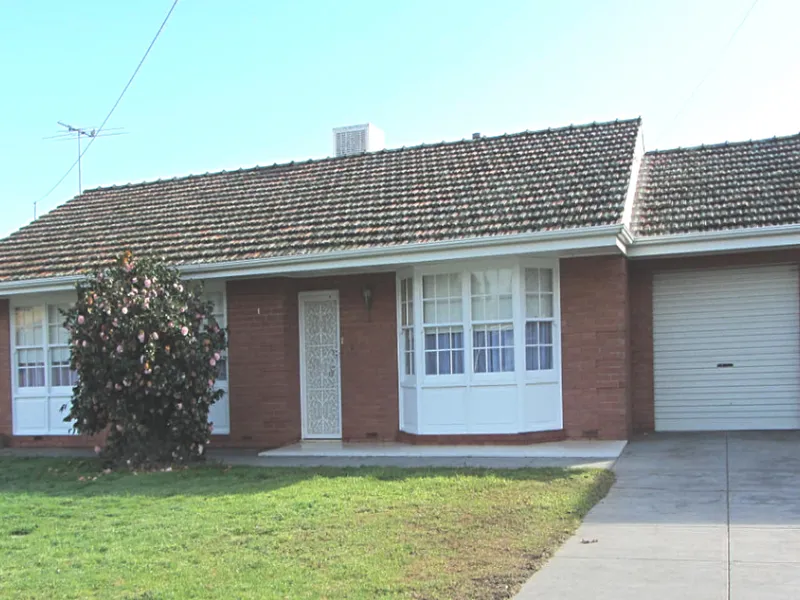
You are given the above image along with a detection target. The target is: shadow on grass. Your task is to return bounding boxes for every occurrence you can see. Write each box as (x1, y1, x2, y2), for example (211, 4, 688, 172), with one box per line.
(0, 456, 611, 501)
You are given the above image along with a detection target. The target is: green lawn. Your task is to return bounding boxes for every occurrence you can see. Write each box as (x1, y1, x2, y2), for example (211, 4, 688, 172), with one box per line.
(0, 458, 613, 600)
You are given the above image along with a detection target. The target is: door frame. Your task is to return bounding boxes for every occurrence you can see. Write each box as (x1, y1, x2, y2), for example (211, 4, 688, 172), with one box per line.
(298, 290, 343, 439)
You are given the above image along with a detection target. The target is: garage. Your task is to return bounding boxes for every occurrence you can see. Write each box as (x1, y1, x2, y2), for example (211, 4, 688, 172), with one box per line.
(653, 265, 800, 431)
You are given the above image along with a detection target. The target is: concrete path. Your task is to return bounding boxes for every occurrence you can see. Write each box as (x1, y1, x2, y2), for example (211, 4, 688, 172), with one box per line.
(515, 431, 800, 600)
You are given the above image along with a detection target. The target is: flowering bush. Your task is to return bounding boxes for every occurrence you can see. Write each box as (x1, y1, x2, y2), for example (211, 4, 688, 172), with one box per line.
(63, 252, 227, 468)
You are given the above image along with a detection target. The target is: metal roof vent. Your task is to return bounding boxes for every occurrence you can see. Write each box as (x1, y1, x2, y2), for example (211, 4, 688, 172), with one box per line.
(333, 124, 385, 157)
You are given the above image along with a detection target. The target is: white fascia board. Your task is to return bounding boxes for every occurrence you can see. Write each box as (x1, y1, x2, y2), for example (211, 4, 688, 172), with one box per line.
(0, 275, 83, 296)
(0, 225, 626, 295)
(179, 225, 625, 280)
(628, 224, 800, 258)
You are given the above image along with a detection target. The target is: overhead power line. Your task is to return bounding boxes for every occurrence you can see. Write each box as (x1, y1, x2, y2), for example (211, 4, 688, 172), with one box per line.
(660, 0, 760, 141)
(34, 0, 180, 218)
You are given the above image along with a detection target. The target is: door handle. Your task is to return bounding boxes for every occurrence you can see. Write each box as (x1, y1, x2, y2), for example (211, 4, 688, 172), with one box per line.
(716, 363, 734, 368)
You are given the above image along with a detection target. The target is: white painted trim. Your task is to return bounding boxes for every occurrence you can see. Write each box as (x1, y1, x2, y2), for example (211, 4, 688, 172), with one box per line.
(0, 226, 625, 296)
(628, 224, 800, 258)
(298, 290, 342, 440)
(620, 129, 645, 231)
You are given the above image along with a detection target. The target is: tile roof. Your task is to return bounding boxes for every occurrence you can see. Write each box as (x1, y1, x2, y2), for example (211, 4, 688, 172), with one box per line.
(632, 133, 800, 236)
(0, 118, 641, 282)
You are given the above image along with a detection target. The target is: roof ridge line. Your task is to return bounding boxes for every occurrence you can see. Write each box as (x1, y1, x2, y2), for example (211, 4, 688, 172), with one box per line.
(79, 117, 641, 194)
(645, 130, 800, 156)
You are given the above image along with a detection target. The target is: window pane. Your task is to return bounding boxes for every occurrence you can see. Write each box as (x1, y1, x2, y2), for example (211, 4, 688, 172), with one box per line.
(526, 347, 538, 371)
(498, 295, 513, 320)
(471, 297, 485, 321)
(539, 322, 553, 344)
(424, 327, 464, 375)
(447, 273, 461, 296)
(539, 346, 553, 370)
(15, 307, 44, 347)
(423, 300, 436, 324)
(498, 268, 513, 294)
(470, 272, 485, 295)
(448, 299, 463, 322)
(525, 269, 539, 293)
(425, 352, 437, 375)
(472, 324, 513, 373)
(540, 269, 553, 292)
(525, 295, 539, 319)
(18, 348, 45, 388)
(525, 321, 538, 345)
(541, 294, 554, 318)
(422, 275, 435, 298)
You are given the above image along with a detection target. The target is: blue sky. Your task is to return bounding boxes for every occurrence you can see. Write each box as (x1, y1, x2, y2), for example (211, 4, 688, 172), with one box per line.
(1, 0, 798, 236)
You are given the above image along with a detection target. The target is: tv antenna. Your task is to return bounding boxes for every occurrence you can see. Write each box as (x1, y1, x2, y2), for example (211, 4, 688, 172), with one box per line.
(43, 122, 127, 198)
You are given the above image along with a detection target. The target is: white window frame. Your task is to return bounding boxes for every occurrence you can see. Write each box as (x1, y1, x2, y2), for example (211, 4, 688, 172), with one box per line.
(10, 292, 78, 435)
(396, 257, 561, 388)
(202, 282, 230, 435)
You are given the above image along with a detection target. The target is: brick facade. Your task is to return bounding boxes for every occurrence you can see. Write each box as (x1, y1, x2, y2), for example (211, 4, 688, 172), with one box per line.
(628, 249, 800, 433)
(213, 272, 399, 448)
(1, 254, 672, 448)
(560, 256, 632, 440)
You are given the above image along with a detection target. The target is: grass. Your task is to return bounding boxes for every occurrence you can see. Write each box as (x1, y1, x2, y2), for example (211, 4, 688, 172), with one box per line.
(0, 458, 613, 600)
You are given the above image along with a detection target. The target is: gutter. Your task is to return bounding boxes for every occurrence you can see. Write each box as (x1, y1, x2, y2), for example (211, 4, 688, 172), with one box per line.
(627, 223, 800, 258)
(0, 224, 626, 295)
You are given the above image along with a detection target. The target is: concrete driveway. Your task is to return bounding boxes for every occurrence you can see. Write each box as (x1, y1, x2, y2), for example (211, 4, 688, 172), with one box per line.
(516, 432, 800, 600)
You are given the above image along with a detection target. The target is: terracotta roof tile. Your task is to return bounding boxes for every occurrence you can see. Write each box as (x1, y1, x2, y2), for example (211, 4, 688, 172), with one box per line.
(0, 118, 641, 282)
(632, 133, 800, 236)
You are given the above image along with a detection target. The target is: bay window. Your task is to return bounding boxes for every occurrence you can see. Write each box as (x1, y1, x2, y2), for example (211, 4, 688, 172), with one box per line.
(397, 259, 562, 435)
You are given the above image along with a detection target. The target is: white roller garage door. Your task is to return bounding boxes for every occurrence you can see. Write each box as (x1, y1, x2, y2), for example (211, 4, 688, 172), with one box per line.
(653, 265, 800, 431)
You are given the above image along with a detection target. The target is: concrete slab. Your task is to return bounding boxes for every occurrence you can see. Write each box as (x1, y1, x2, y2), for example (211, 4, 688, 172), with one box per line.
(211, 452, 615, 469)
(258, 439, 627, 458)
(730, 562, 800, 600)
(516, 557, 727, 600)
(730, 489, 800, 527)
(584, 486, 727, 526)
(515, 431, 800, 599)
(558, 524, 727, 561)
(730, 527, 800, 563)
(613, 464, 727, 491)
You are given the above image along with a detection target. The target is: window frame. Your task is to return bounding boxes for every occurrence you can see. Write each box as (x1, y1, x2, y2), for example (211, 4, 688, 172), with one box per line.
(396, 257, 561, 389)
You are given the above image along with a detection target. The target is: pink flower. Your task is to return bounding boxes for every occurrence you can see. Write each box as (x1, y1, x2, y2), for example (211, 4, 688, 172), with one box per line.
(213, 352, 220, 361)
(209, 358, 216, 367)
(180, 326, 189, 336)
(114, 383, 122, 391)
(122, 307, 128, 315)
(144, 279, 151, 288)
(137, 331, 146, 343)
(116, 424, 124, 432)
(94, 446, 101, 454)
(82, 340, 87, 347)
(176, 403, 183, 410)
(168, 321, 174, 328)
(151, 332, 159, 341)
(77, 315, 85, 325)
(208, 379, 214, 387)
(116, 344, 124, 354)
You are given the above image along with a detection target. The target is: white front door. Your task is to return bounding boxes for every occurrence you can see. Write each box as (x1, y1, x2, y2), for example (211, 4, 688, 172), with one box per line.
(299, 290, 342, 438)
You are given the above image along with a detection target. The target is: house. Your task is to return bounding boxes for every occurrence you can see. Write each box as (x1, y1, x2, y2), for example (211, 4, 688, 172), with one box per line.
(0, 118, 798, 448)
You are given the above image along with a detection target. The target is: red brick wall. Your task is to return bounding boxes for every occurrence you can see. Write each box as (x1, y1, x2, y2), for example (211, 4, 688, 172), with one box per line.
(215, 272, 399, 448)
(560, 256, 632, 440)
(292, 273, 399, 442)
(629, 265, 654, 432)
(629, 249, 800, 433)
(217, 277, 301, 449)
